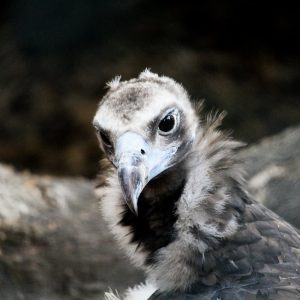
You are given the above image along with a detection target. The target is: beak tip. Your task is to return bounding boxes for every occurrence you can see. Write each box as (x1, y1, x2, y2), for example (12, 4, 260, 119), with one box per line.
(133, 203, 138, 216)
(129, 191, 140, 215)
(118, 165, 144, 216)
(125, 196, 139, 215)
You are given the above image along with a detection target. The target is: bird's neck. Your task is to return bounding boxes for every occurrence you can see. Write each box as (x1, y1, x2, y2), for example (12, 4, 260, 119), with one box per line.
(99, 120, 249, 279)
(144, 157, 250, 292)
(119, 162, 188, 265)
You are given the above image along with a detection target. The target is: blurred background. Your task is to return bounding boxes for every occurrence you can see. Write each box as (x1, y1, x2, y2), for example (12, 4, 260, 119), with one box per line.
(0, 2, 300, 299)
(0, 0, 299, 178)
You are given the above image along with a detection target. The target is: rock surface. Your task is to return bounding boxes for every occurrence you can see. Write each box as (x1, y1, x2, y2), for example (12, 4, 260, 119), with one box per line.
(0, 166, 143, 300)
(0, 126, 299, 299)
(242, 126, 300, 229)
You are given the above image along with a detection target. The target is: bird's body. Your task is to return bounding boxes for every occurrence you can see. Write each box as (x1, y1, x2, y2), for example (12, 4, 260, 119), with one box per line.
(93, 70, 300, 299)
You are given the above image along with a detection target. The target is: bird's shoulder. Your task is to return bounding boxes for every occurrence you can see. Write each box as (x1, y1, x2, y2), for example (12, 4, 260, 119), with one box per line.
(148, 201, 300, 299)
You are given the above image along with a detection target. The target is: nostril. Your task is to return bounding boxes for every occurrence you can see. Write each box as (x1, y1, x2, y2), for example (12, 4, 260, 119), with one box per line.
(141, 149, 146, 155)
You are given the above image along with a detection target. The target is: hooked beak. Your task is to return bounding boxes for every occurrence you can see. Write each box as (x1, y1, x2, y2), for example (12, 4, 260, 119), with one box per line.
(115, 131, 177, 215)
(117, 161, 147, 214)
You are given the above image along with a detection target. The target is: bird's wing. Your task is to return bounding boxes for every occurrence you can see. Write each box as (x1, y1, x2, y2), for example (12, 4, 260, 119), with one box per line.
(149, 288, 300, 300)
(149, 202, 300, 300)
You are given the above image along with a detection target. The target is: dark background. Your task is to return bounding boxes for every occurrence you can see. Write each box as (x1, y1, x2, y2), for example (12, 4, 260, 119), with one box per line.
(0, 0, 299, 178)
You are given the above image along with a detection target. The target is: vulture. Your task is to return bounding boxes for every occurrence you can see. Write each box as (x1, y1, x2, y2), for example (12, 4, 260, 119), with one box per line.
(93, 70, 300, 300)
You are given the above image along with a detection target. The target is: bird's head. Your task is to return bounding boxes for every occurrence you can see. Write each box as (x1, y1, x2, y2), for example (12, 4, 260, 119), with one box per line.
(93, 70, 198, 214)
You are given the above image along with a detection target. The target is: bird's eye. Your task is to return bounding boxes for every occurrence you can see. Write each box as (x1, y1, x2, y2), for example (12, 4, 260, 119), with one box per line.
(99, 131, 112, 148)
(158, 114, 175, 134)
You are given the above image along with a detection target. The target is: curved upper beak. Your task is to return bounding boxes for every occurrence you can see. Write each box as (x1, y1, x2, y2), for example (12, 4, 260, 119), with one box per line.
(114, 131, 177, 215)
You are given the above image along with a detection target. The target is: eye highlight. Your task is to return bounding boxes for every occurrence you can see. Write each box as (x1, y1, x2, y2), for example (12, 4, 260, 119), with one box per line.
(158, 108, 180, 136)
(159, 114, 175, 133)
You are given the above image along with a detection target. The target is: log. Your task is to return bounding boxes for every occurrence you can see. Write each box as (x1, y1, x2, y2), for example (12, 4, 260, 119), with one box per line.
(242, 126, 300, 229)
(0, 167, 143, 299)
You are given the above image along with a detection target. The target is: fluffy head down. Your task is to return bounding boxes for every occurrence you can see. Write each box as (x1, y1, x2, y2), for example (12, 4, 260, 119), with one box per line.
(94, 69, 198, 145)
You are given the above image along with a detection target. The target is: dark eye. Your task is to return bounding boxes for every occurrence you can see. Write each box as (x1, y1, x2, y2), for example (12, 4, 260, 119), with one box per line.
(158, 114, 175, 133)
(99, 131, 112, 148)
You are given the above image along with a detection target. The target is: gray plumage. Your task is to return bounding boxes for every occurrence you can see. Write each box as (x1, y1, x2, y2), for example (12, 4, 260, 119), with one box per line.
(93, 70, 300, 300)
